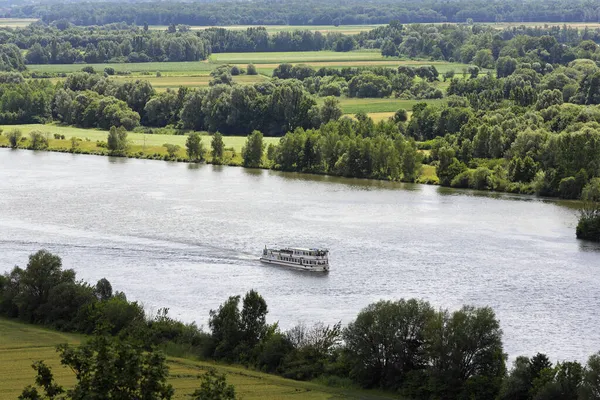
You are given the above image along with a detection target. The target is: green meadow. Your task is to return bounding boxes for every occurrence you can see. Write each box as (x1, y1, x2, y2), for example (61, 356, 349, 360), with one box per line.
(0, 124, 280, 153)
(148, 24, 384, 35)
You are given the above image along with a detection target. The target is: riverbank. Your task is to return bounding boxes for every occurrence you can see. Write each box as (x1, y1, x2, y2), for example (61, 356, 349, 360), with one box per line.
(0, 127, 441, 185)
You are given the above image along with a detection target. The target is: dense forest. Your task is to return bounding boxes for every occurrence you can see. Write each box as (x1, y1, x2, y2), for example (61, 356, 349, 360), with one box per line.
(3, 250, 600, 399)
(5, 0, 600, 26)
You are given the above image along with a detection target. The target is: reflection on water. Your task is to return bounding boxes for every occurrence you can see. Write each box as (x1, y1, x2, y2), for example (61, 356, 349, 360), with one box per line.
(0, 148, 599, 363)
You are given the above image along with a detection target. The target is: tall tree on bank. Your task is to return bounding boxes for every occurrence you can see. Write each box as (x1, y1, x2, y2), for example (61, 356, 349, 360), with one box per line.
(186, 132, 205, 162)
(242, 130, 264, 168)
(106, 125, 129, 156)
(211, 132, 224, 164)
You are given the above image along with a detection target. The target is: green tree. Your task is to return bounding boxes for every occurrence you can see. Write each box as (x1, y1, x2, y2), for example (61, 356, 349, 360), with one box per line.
(29, 131, 49, 150)
(320, 96, 343, 123)
(211, 132, 224, 163)
(209, 295, 242, 361)
(246, 64, 257, 75)
(242, 130, 264, 168)
(15, 250, 76, 323)
(577, 178, 600, 242)
(343, 299, 435, 390)
(426, 306, 505, 400)
(190, 368, 237, 400)
(186, 132, 205, 162)
(106, 126, 129, 155)
(20, 335, 174, 400)
(163, 143, 180, 159)
(7, 128, 22, 148)
(70, 137, 80, 152)
(580, 352, 600, 400)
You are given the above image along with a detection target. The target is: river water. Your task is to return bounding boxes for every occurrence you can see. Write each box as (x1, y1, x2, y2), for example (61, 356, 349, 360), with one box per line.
(1, 148, 599, 362)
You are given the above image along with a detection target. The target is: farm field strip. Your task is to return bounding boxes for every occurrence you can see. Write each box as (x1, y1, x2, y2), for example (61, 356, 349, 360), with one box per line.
(330, 98, 443, 114)
(148, 24, 384, 34)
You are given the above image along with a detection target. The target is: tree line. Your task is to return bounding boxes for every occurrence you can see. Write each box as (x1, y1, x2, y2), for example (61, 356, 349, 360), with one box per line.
(0, 21, 599, 70)
(3, 250, 600, 399)
(6, 0, 600, 26)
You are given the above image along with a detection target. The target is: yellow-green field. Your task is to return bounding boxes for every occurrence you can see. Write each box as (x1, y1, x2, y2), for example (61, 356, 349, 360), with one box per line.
(0, 124, 279, 154)
(0, 318, 395, 400)
(28, 51, 473, 76)
(331, 97, 443, 114)
(148, 24, 383, 35)
(0, 18, 38, 27)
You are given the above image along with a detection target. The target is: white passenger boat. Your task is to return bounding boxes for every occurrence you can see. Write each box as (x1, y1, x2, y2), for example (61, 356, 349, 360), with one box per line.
(260, 246, 329, 272)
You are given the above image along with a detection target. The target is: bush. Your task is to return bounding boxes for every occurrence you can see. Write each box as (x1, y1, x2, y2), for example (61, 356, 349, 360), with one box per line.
(29, 130, 49, 150)
(230, 66, 240, 76)
(104, 67, 115, 75)
(576, 212, 600, 242)
(156, 71, 162, 77)
(247, 64, 257, 75)
(163, 143, 180, 158)
(7, 128, 22, 148)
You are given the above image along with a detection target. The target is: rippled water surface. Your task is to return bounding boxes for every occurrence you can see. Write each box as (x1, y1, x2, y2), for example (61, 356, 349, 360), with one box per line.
(1, 149, 599, 361)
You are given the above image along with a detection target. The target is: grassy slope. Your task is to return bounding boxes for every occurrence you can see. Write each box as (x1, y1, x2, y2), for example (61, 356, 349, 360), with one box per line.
(0, 318, 394, 400)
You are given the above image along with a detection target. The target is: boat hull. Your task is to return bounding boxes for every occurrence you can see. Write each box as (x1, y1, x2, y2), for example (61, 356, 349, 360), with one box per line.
(260, 257, 329, 272)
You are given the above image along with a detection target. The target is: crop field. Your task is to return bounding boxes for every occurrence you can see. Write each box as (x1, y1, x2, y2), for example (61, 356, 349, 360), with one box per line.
(148, 24, 383, 35)
(0, 124, 280, 153)
(331, 97, 443, 114)
(112, 74, 269, 91)
(0, 18, 38, 27)
(29, 56, 471, 83)
(0, 318, 395, 400)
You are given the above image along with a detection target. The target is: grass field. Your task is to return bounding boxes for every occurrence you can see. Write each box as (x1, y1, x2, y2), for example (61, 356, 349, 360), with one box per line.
(0, 318, 395, 400)
(0, 124, 280, 153)
(0, 18, 38, 27)
(149, 24, 383, 35)
(28, 50, 472, 77)
(332, 97, 443, 114)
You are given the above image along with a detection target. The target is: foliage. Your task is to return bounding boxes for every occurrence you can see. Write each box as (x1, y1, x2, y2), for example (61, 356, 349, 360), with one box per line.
(208, 290, 269, 362)
(211, 132, 224, 163)
(19, 335, 174, 400)
(106, 125, 129, 155)
(186, 132, 206, 162)
(242, 130, 264, 168)
(577, 178, 600, 242)
(190, 369, 237, 400)
(163, 143, 180, 158)
(7, 128, 22, 148)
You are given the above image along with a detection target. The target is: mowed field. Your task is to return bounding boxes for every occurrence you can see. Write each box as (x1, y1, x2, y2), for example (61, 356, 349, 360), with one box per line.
(0, 124, 280, 153)
(148, 24, 384, 34)
(0, 18, 38, 27)
(0, 318, 394, 400)
(28, 50, 472, 76)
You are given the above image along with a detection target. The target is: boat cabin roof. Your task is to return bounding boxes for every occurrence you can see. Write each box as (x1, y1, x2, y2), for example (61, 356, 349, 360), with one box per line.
(267, 246, 328, 252)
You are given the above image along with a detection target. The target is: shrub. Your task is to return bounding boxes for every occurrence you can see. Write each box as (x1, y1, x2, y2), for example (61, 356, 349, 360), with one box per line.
(247, 64, 257, 75)
(29, 130, 49, 150)
(7, 129, 22, 148)
(163, 143, 180, 158)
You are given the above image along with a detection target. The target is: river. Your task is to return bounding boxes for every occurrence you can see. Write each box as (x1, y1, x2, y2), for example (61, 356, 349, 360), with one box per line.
(1, 148, 599, 362)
